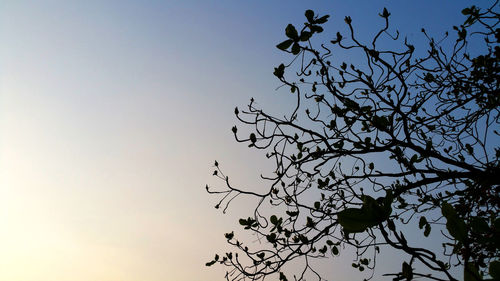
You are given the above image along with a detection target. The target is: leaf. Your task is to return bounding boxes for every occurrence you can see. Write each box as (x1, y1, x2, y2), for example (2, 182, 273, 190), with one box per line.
(462, 7, 472, 15)
(337, 208, 373, 233)
(306, 216, 315, 228)
(464, 262, 481, 281)
(402, 262, 413, 281)
(285, 24, 298, 40)
(441, 202, 467, 242)
(270, 215, 278, 225)
(300, 31, 312, 42)
(353, 142, 364, 149)
(410, 154, 419, 163)
(314, 201, 321, 209)
(338, 194, 392, 233)
(441, 202, 456, 217)
(331, 32, 343, 44)
(225, 232, 234, 240)
(419, 216, 427, 229)
(299, 234, 308, 243)
(250, 133, 257, 143)
(366, 194, 392, 220)
(239, 217, 256, 229)
(276, 39, 294, 51)
(465, 143, 474, 155)
(333, 140, 344, 149)
(372, 115, 390, 130)
(458, 28, 467, 39)
(344, 98, 359, 110)
(489, 261, 500, 280)
(273, 63, 285, 78)
(291, 42, 301, 55)
(424, 73, 435, 82)
(266, 233, 277, 243)
(332, 246, 339, 255)
(471, 217, 489, 233)
(257, 252, 265, 259)
(424, 224, 431, 237)
(315, 15, 330, 24)
(305, 10, 314, 22)
(379, 7, 391, 18)
(310, 25, 324, 33)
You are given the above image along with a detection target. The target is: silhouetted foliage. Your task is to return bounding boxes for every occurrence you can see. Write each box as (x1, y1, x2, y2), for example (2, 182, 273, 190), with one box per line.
(207, 2, 500, 280)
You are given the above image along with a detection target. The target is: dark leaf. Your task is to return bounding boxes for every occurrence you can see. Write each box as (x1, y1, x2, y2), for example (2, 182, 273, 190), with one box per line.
(490, 261, 500, 280)
(285, 24, 299, 40)
(300, 31, 312, 42)
(441, 202, 467, 242)
(332, 246, 339, 255)
(314, 201, 321, 209)
(338, 208, 373, 233)
(250, 133, 257, 143)
(464, 262, 481, 281)
(315, 15, 330, 24)
(402, 262, 413, 281)
(419, 216, 427, 229)
(270, 215, 278, 225)
(310, 25, 324, 33)
(424, 224, 431, 237)
(471, 217, 489, 233)
(291, 42, 301, 55)
(305, 10, 314, 22)
(306, 216, 315, 228)
(276, 39, 294, 51)
(379, 7, 391, 18)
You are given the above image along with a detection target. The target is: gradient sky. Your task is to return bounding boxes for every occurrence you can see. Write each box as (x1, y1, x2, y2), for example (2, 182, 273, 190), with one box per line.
(0, 1, 479, 280)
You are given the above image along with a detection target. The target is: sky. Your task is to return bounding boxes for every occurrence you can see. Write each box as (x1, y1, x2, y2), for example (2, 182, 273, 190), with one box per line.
(0, 1, 481, 280)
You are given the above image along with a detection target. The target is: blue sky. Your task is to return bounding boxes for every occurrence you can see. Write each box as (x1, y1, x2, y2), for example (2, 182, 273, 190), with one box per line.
(0, 1, 480, 280)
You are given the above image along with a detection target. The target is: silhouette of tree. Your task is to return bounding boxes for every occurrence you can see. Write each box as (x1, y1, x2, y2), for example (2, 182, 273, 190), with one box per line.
(206, 2, 499, 280)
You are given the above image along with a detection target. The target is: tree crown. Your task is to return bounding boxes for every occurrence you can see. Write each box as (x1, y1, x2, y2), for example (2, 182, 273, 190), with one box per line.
(207, 2, 500, 280)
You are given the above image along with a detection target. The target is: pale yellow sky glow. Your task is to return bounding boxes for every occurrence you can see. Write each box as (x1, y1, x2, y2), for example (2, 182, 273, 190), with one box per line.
(0, 1, 245, 279)
(0, 82, 239, 281)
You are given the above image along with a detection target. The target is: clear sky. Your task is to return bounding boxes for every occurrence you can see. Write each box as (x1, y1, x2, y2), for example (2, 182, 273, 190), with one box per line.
(0, 1, 479, 280)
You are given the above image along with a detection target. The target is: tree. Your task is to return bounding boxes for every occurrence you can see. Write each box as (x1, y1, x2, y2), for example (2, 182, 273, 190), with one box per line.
(206, 2, 500, 281)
